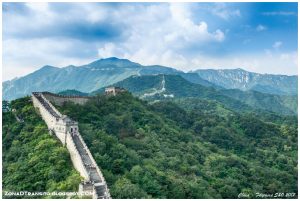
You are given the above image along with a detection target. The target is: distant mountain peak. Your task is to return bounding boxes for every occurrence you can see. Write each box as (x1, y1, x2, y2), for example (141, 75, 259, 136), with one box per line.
(87, 57, 141, 68)
(96, 57, 128, 62)
(104, 57, 125, 61)
(235, 68, 246, 71)
(2, 58, 297, 101)
(41, 65, 57, 69)
(214, 68, 247, 72)
(193, 68, 297, 95)
(65, 65, 76, 68)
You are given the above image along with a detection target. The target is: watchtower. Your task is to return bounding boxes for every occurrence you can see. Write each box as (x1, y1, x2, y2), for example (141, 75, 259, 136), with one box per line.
(105, 87, 126, 96)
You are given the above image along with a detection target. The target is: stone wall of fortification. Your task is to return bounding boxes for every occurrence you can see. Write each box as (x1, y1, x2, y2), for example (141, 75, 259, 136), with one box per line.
(77, 133, 108, 187)
(33, 94, 65, 144)
(40, 93, 63, 116)
(65, 132, 90, 181)
(42, 92, 91, 106)
(32, 94, 57, 129)
(32, 94, 89, 181)
(32, 92, 110, 199)
(53, 129, 67, 147)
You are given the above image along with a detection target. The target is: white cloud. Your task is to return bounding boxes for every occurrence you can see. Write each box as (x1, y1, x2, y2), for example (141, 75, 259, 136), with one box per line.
(169, 3, 191, 25)
(3, 38, 97, 80)
(273, 41, 283, 49)
(280, 52, 298, 66)
(189, 51, 298, 75)
(167, 3, 225, 43)
(211, 3, 241, 20)
(262, 11, 297, 16)
(214, 29, 225, 41)
(264, 49, 272, 57)
(98, 43, 119, 58)
(256, 24, 267, 32)
(4, 2, 227, 80)
(25, 2, 50, 14)
(96, 3, 226, 70)
(81, 4, 108, 23)
(2, 3, 298, 80)
(280, 53, 290, 60)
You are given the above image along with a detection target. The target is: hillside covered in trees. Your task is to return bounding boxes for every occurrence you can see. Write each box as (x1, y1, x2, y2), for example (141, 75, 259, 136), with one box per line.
(2, 97, 81, 199)
(53, 92, 297, 199)
(92, 74, 297, 116)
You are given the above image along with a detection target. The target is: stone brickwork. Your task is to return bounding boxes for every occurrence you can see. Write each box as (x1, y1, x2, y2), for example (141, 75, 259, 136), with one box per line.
(32, 92, 110, 199)
(42, 92, 91, 106)
(105, 87, 126, 96)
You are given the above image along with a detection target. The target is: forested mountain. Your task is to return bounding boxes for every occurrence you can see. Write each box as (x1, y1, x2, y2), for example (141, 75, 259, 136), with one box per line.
(3, 58, 141, 100)
(3, 91, 297, 198)
(2, 57, 298, 199)
(219, 89, 297, 115)
(95, 74, 297, 115)
(3, 58, 182, 100)
(2, 97, 81, 198)
(192, 68, 298, 95)
(51, 92, 297, 199)
(3, 58, 297, 100)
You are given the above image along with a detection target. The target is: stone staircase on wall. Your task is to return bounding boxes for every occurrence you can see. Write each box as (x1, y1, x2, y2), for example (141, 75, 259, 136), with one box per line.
(32, 92, 110, 199)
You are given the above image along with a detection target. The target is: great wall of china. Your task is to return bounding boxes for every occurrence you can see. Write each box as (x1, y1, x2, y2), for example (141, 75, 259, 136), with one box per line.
(31, 91, 111, 199)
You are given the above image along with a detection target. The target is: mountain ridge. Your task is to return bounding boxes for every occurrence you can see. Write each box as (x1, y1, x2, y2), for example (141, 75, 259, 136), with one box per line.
(92, 74, 297, 116)
(191, 67, 297, 76)
(3, 57, 297, 100)
(192, 68, 297, 95)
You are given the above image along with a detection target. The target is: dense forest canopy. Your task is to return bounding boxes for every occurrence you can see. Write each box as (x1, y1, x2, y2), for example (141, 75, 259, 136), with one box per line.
(2, 97, 81, 199)
(52, 92, 297, 199)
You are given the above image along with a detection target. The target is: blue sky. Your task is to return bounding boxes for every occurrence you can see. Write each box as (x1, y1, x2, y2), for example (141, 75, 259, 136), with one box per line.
(2, 2, 298, 80)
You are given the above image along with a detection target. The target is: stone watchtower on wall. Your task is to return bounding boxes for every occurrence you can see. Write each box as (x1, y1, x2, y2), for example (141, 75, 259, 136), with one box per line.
(55, 115, 78, 145)
(105, 87, 126, 96)
(31, 92, 110, 199)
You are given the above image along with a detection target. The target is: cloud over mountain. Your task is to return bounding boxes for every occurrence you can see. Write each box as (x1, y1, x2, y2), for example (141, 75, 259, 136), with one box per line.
(3, 2, 298, 80)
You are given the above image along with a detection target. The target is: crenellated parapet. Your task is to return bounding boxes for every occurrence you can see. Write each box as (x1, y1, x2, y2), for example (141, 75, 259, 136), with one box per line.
(31, 92, 111, 199)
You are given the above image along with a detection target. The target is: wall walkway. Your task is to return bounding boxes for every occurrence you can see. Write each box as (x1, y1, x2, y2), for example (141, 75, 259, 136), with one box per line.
(32, 92, 110, 199)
